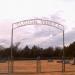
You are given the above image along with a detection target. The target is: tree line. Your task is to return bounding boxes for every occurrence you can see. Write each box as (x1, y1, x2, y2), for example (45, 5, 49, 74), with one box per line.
(0, 41, 75, 60)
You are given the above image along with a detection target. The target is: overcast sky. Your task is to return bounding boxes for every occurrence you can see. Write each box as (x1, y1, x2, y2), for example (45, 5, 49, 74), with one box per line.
(0, 0, 75, 48)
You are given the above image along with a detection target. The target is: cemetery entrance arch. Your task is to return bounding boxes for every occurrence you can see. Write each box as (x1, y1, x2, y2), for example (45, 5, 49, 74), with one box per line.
(10, 18, 65, 74)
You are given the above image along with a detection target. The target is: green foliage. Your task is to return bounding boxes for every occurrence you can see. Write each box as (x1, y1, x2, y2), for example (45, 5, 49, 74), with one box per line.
(65, 42, 75, 58)
(0, 41, 75, 59)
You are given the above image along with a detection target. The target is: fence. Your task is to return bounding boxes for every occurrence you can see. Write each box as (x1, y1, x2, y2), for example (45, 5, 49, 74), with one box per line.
(0, 57, 10, 74)
(0, 57, 75, 75)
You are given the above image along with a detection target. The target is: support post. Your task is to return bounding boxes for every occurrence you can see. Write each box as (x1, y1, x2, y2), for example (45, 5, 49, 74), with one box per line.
(10, 24, 13, 74)
(37, 56, 41, 73)
(62, 28, 65, 72)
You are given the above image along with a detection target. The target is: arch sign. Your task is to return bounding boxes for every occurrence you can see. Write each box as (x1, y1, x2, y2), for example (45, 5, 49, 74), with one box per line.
(11, 18, 65, 73)
(13, 19, 64, 30)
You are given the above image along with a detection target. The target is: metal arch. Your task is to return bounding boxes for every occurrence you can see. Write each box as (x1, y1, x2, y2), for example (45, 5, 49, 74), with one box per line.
(13, 18, 64, 31)
(11, 18, 65, 74)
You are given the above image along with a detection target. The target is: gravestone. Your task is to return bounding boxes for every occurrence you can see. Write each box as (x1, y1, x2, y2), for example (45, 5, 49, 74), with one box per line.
(72, 57, 75, 65)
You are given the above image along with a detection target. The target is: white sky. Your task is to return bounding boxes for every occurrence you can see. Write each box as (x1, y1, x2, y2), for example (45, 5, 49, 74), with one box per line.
(0, 0, 75, 48)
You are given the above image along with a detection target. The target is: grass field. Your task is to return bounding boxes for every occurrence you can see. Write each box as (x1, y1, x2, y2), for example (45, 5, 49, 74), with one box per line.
(0, 60, 75, 75)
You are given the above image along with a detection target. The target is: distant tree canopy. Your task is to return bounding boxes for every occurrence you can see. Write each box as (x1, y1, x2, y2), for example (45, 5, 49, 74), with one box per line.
(64, 42, 75, 58)
(0, 41, 75, 59)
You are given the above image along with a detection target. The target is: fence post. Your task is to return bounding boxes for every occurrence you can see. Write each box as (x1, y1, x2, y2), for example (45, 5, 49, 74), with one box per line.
(8, 57, 10, 75)
(37, 56, 41, 73)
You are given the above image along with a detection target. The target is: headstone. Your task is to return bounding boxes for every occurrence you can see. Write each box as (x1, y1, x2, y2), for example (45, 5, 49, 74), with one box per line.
(72, 57, 75, 65)
(48, 59, 53, 62)
(64, 60, 70, 64)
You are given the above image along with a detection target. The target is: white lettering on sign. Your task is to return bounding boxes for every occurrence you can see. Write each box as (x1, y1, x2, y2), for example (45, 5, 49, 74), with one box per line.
(13, 19, 63, 30)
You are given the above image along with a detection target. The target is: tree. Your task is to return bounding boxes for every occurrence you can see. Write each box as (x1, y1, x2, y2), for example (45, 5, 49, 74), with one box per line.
(31, 45, 38, 58)
(22, 45, 30, 58)
(54, 47, 62, 58)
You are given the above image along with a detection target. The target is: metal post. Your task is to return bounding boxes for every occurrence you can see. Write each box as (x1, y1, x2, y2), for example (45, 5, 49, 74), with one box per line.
(62, 28, 65, 72)
(10, 24, 13, 74)
(37, 56, 41, 73)
(8, 57, 10, 75)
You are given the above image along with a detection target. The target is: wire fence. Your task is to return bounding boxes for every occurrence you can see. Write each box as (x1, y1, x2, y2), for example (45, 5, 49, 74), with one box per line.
(0, 57, 75, 75)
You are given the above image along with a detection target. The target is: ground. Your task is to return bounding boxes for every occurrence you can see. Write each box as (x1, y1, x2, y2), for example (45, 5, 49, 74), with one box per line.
(0, 60, 75, 75)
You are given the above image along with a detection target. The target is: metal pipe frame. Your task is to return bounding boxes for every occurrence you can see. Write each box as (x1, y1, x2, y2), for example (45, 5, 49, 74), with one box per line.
(11, 19, 65, 74)
(10, 24, 13, 74)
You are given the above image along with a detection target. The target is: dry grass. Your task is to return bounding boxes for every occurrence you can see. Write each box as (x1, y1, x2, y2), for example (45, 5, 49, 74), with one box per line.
(0, 60, 75, 75)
